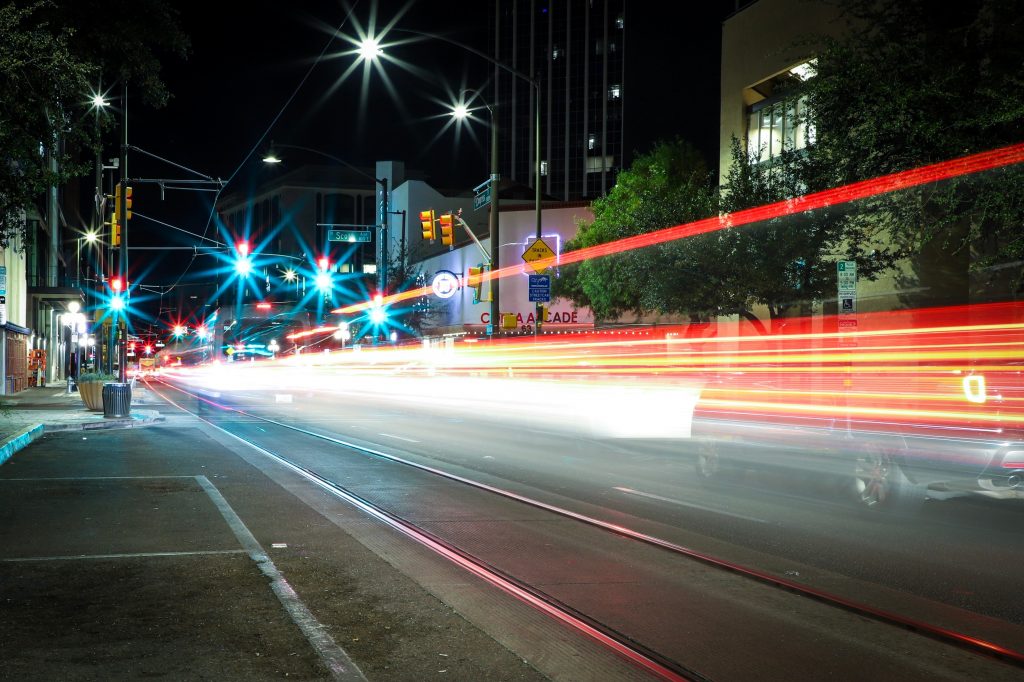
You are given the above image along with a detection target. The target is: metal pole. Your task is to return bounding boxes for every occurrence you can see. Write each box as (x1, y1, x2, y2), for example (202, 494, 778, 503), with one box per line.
(489, 100, 500, 337)
(534, 81, 543, 335)
(118, 81, 128, 382)
(94, 107, 103, 373)
(377, 177, 389, 296)
(490, 0, 501, 338)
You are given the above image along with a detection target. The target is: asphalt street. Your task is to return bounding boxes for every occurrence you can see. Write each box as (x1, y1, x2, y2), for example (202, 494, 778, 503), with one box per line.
(144, 375, 1024, 680)
(174, 376, 1024, 632)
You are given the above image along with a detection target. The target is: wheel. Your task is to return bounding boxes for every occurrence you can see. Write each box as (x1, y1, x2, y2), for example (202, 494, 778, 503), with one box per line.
(851, 447, 926, 512)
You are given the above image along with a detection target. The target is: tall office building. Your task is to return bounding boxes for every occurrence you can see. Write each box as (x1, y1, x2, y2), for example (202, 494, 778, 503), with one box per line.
(490, 0, 626, 201)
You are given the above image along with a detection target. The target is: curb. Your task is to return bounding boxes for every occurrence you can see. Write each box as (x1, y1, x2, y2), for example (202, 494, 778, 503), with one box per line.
(42, 410, 165, 433)
(0, 423, 45, 467)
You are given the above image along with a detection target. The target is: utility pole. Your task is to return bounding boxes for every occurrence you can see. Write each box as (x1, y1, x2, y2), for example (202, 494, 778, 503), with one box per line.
(377, 177, 389, 297)
(489, 98, 500, 335)
(117, 81, 128, 383)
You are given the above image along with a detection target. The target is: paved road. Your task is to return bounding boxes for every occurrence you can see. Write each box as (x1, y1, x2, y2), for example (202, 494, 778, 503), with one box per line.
(175, 377, 1024, 629)
(148, 376, 1024, 680)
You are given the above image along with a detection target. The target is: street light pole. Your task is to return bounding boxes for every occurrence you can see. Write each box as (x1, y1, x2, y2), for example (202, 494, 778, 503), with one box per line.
(117, 80, 129, 383)
(454, 89, 500, 334)
(393, 28, 544, 333)
(90, 88, 108, 372)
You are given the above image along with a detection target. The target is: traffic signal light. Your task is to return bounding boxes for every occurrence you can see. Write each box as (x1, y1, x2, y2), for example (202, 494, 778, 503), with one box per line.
(235, 242, 253, 276)
(370, 294, 387, 325)
(110, 277, 123, 293)
(419, 210, 436, 240)
(124, 186, 133, 221)
(538, 304, 548, 325)
(439, 213, 454, 246)
(112, 185, 122, 246)
(467, 266, 483, 303)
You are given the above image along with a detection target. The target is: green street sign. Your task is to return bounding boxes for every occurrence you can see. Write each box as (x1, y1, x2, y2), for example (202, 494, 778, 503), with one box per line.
(473, 187, 491, 211)
(328, 230, 371, 243)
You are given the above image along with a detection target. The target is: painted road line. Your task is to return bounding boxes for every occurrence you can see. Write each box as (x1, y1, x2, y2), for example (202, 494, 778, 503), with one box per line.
(377, 433, 420, 443)
(613, 486, 770, 524)
(195, 475, 365, 681)
(3, 549, 248, 562)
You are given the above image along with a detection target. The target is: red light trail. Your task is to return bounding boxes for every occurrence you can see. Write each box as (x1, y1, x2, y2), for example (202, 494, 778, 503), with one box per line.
(335, 142, 1024, 315)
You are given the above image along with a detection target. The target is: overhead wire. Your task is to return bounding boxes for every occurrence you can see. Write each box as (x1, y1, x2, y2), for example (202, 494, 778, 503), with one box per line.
(160, 0, 364, 295)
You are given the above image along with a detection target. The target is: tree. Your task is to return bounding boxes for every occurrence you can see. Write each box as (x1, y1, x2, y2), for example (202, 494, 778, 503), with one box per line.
(0, 0, 189, 248)
(0, 2, 93, 248)
(381, 243, 443, 337)
(719, 137, 905, 331)
(796, 0, 1024, 303)
(28, 0, 190, 108)
(553, 138, 718, 322)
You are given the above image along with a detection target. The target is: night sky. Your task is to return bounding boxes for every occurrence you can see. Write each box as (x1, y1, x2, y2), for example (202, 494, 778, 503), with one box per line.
(120, 0, 737, 321)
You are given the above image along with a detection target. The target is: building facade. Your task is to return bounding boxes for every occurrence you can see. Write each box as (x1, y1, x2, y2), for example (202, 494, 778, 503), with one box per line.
(718, 0, 840, 186)
(490, 0, 626, 202)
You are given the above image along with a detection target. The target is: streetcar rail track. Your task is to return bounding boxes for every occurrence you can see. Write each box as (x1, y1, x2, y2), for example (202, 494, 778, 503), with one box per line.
(148, 378, 700, 681)
(147, 378, 1024, 672)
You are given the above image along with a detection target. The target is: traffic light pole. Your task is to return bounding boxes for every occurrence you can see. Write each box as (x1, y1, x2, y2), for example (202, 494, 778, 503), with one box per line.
(489, 93, 500, 337)
(377, 178, 389, 295)
(118, 81, 128, 383)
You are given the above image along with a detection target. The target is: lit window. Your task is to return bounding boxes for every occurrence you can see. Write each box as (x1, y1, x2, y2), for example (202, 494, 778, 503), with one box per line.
(609, 42, 617, 53)
(588, 134, 597, 150)
(586, 156, 614, 173)
(608, 84, 621, 100)
(595, 40, 603, 56)
(789, 60, 817, 82)
(616, 15, 624, 29)
(552, 45, 561, 60)
(540, 160, 549, 176)
(746, 93, 814, 165)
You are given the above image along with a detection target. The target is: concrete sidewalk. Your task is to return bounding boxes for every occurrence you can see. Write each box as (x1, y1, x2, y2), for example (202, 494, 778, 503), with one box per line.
(0, 382, 163, 466)
(0, 393, 548, 681)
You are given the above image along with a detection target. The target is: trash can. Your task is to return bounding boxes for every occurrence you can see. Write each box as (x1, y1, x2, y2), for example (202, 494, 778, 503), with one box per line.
(102, 382, 132, 418)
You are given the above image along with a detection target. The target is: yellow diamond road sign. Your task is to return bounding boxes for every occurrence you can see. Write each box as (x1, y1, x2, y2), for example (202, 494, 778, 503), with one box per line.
(521, 237, 556, 273)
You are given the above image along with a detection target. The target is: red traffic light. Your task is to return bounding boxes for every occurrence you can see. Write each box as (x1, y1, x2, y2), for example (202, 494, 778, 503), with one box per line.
(318, 257, 330, 271)
(110, 277, 123, 292)
(237, 241, 250, 256)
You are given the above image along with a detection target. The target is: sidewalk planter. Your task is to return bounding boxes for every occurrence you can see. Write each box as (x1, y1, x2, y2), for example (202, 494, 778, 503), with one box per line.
(76, 373, 118, 412)
(102, 383, 132, 419)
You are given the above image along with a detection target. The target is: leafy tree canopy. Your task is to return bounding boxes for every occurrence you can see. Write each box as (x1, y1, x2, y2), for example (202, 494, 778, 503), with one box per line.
(798, 0, 1024, 296)
(553, 138, 717, 322)
(0, 1, 189, 248)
